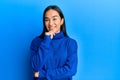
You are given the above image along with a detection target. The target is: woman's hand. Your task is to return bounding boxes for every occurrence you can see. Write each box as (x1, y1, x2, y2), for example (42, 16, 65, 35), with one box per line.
(45, 28, 56, 39)
(34, 72, 39, 78)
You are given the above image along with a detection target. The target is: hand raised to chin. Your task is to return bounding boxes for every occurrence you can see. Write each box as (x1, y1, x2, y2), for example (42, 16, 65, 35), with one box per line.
(45, 28, 57, 39)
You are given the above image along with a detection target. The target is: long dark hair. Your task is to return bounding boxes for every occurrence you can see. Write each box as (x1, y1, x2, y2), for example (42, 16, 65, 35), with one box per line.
(39, 5, 69, 38)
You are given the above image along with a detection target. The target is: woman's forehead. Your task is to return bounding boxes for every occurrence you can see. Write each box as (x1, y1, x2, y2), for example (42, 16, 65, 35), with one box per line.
(45, 9, 60, 17)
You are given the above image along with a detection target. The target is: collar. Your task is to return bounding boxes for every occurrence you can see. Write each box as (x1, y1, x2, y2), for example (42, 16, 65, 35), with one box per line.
(53, 31, 64, 40)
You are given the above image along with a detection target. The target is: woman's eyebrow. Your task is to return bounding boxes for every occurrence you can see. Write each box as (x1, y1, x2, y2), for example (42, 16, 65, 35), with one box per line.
(45, 17, 48, 19)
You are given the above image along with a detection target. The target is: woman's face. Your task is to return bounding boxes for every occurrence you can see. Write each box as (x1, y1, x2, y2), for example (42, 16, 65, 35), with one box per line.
(44, 9, 64, 33)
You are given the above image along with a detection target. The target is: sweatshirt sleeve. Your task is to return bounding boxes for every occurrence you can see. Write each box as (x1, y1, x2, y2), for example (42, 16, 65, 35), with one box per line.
(46, 39, 78, 80)
(30, 35, 51, 78)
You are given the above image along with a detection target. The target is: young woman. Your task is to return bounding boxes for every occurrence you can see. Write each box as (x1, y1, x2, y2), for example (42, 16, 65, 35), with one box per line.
(30, 5, 78, 80)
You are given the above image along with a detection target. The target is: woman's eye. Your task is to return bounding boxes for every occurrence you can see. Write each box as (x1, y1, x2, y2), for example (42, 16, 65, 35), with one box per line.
(53, 18, 57, 21)
(45, 19, 49, 21)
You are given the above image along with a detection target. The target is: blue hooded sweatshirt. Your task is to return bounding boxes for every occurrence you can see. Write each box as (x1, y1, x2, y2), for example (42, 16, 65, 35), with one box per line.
(30, 31, 78, 80)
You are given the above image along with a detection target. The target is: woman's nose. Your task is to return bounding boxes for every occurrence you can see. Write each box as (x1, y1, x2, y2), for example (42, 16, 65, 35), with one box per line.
(49, 20, 53, 26)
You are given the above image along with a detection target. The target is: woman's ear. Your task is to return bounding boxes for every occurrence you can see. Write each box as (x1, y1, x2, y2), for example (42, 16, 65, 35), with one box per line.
(60, 18, 64, 25)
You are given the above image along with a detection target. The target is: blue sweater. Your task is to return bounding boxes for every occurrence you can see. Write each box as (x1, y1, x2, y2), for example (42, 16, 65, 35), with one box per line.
(30, 31, 78, 80)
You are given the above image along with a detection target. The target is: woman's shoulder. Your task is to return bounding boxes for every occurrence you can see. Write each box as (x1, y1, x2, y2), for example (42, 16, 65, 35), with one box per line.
(31, 36, 42, 43)
(65, 37, 77, 45)
(30, 36, 43, 51)
(65, 37, 78, 51)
